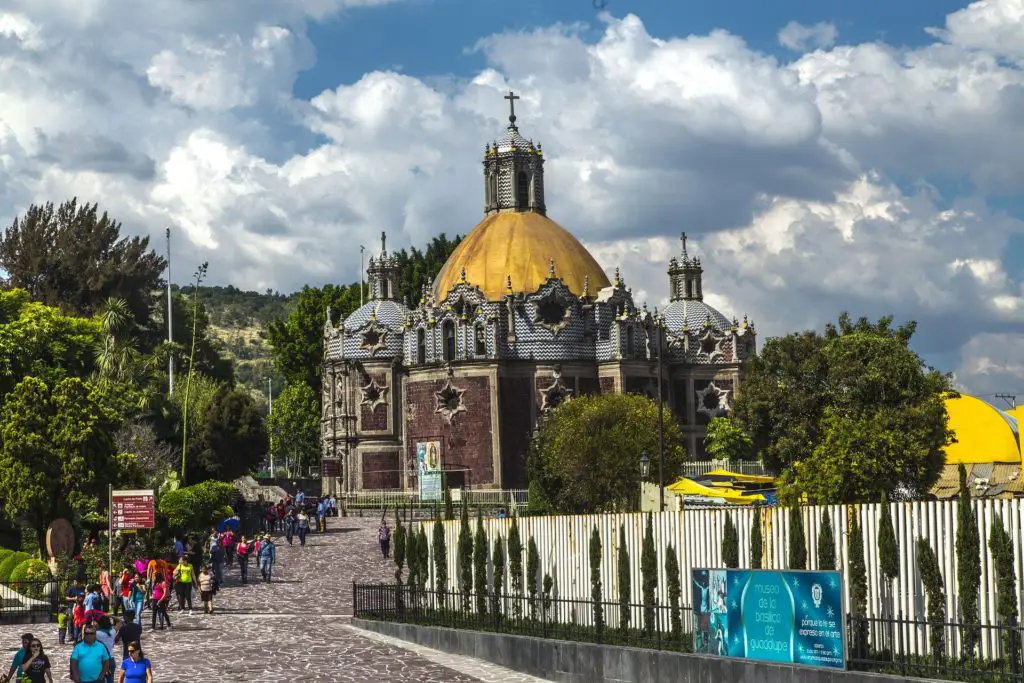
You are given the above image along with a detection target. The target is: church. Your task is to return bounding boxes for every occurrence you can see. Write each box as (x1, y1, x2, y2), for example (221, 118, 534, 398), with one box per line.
(320, 93, 757, 494)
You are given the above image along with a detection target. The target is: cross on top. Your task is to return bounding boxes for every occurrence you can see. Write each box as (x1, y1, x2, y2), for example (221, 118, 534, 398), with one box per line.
(505, 90, 520, 126)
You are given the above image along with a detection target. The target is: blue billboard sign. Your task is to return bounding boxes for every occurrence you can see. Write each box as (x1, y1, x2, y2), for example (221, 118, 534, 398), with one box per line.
(691, 569, 845, 670)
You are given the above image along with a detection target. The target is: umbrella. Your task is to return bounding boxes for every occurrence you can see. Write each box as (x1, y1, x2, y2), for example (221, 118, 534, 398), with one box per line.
(217, 517, 240, 532)
(84, 609, 106, 622)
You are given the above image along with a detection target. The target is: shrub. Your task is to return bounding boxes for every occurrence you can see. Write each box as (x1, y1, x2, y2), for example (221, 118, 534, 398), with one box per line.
(432, 515, 448, 605)
(641, 513, 658, 635)
(749, 507, 763, 569)
(788, 506, 806, 570)
(158, 480, 237, 532)
(916, 537, 946, 658)
(589, 526, 603, 636)
(473, 510, 488, 615)
(0, 551, 31, 583)
(9, 559, 52, 599)
(458, 500, 473, 613)
(722, 513, 739, 568)
(956, 465, 981, 656)
(617, 525, 630, 634)
(0, 548, 14, 568)
(817, 509, 836, 570)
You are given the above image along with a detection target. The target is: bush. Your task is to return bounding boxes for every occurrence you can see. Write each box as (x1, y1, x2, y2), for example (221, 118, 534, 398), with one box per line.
(0, 548, 14, 568)
(0, 551, 31, 583)
(158, 480, 237, 532)
(9, 559, 52, 599)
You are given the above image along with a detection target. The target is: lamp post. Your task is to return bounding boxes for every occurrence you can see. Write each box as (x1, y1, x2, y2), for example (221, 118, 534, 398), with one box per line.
(639, 449, 650, 512)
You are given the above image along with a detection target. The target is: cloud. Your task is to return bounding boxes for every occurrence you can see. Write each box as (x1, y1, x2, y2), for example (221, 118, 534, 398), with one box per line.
(0, 1, 1022, 397)
(778, 21, 838, 51)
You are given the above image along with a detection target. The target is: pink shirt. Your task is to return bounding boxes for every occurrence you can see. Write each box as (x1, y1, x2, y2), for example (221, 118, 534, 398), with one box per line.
(152, 581, 167, 602)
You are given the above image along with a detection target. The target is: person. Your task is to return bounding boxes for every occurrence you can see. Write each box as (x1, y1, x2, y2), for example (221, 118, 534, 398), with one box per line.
(236, 536, 250, 584)
(72, 597, 87, 644)
(295, 489, 305, 508)
(149, 574, 170, 631)
(118, 569, 133, 616)
(20, 638, 52, 683)
(64, 580, 85, 644)
(173, 535, 185, 560)
(284, 509, 295, 545)
(116, 642, 152, 683)
(172, 556, 194, 614)
(378, 520, 391, 559)
(275, 500, 285, 531)
(114, 612, 141, 663)
(70, 626, 110, 683)
(258, 534, 276, 582)
(209, 532, 225, 591)
(129, 578, 145, 627)
(316, 499, 327, 533)
(57, 606, 68, 647)
(198, 566, 215, 614)
(297, 510, 310, 546)
(98, 570, 112, 613)
(6, 632, 33, 680)
(223, 529, 236, 567)
(95, 616, 116, 683)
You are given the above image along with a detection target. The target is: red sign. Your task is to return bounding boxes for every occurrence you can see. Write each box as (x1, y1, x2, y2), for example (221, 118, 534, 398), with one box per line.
(111, 489, 155, 530)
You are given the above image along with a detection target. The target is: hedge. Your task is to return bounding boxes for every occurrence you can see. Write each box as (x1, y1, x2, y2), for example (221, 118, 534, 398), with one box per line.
(0, 549, 13, 567)
(9, 559, 52, 600)
(158, 480, 237, 533)
(0, 552, 31, 583)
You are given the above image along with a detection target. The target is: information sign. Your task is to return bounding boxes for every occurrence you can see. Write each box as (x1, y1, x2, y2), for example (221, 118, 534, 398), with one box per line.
(322, 458, 342, 477)
(111, 489, 156, 530)
(691, 568, 845, 670)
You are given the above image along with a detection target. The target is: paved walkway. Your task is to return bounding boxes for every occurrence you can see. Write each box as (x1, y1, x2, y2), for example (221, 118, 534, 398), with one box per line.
(0, 517, 549, 682)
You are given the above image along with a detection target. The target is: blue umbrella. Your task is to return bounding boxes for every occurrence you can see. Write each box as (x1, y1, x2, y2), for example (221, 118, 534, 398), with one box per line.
(217, 517, 240, 532)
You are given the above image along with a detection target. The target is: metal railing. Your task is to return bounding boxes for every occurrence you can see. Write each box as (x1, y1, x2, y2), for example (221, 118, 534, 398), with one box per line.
(682, 460, 767, 477)
(341, 489, 528, 510)
(0, 580, 66, 624)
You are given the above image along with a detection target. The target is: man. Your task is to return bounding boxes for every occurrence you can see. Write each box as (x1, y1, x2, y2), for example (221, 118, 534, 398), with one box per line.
(6, 632, 33, 681)
(284, 508, 296, 545)
(316, 499, 327, 533)
(173, 555, 195, 614)
(209, 532, 225, 591)
(65, 580, 85, 643)
(173, 535, 185, 560)
(114, 610, 142, 662)
(295, 489, 305, 508)
(70, 626, 110, 683)
(258, 534, 276, 582)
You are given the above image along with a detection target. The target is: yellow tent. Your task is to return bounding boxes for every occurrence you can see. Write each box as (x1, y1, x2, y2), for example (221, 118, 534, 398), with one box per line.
(667, 477, 765, 505)
(943, 394, 1020, 464)
(703, 469, 776, 485)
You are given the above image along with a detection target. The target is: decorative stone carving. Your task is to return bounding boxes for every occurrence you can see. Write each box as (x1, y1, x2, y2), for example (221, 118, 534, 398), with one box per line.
(434, 379, 467, 423)
(696, 382, 730, 418)
(539, 372, 573, 412)
(360, 376, 389, 412)
(697, 327, 724, 361)
(533, 291, 572, 337)
(360, 324, 388, 356)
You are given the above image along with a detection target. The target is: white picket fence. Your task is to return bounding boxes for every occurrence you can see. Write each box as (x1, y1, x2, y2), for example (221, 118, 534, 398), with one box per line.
(421, 498, 1024, 659)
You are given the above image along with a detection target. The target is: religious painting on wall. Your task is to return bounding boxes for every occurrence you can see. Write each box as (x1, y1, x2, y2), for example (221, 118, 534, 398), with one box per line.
(416, 441, 443, 501)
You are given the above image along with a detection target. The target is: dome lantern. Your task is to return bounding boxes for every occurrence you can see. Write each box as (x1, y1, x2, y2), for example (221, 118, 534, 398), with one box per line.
(482, 90, 546, 216)
(668, 232, 704, 301)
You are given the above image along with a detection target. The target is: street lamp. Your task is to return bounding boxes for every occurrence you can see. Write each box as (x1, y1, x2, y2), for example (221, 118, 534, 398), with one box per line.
(639, 449, 651, 479)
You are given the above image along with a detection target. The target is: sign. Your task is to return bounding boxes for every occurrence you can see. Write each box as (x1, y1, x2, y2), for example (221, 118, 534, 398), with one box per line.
(416, 441, 442, 502)
(111, 489, 156, 531)
(692, 569, 845, 670)
(322, 458, 342, 477)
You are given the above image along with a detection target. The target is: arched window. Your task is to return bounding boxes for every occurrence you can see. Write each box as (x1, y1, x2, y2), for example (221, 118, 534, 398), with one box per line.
(517, 171, 529, 208)
(489, 173, 498, 206)
(625, 326, 635, 357)
(474, 325, 486, 356)
(443, 321, 456, 361)
(416, 328, 426, 364)
(381, 279, 389, 299)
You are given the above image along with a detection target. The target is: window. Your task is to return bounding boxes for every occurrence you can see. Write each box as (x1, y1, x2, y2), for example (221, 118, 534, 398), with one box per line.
(517, 171, 529, 208)
(443, 321, 456, 361)
(625, 326, 635, 357)
(416, 328, 426, 364)
(489, 173, 498, 206)
(381, 279, 389, 299)
(474, 325, 486, 356)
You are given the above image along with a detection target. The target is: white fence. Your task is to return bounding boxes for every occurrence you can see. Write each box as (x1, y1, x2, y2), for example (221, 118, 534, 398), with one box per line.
(422, 498, 1024, 658)
(681, 460, 766, 477)
(343, 488, 527, 508)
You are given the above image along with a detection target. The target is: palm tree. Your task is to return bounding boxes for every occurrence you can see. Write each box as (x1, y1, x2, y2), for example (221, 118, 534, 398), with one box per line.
(94, 297, 160, 415)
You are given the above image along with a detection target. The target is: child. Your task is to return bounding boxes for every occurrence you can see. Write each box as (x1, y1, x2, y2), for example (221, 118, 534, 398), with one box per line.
(57, 605, 68, 646)
(71, 596, 86, 643)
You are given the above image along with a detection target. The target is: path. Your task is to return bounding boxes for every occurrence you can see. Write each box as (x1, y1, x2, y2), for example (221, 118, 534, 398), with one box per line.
(0, 517, 548, 682)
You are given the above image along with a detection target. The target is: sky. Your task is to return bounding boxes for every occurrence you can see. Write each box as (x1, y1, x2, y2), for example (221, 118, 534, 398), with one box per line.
(0, 0, 1022, 402)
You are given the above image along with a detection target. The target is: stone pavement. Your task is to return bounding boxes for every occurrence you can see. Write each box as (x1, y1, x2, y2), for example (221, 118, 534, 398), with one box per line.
(0, 516, 550, 682)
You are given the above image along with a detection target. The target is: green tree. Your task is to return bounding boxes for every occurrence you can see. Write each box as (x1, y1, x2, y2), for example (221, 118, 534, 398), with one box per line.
(0, 376, 122, 554)
(916, 537, 947, 658)
(432, 514, 449, 607)
(848, 516, 869, 658)
(641, 513, 658, 636)
(788, 506, 806, 570)
(722, 513, 739, 568)
(990, 515, 1020, 665)
(157, 480, 236, 532)
(458, 499, 473, 613)
(444, 486, 455, 521)
(491, 535, 505, 619)
(732, 314, 952, 503)
(162, 292, 234, 383)
(192, 386, 268, 482)
(392, 234, 463, 309)
(180, 262, 209, 481)
(508, 512, 524, 619)
(0, 199, 166, 326)
(750, 507, 763, 569)
(704, 416, 753, 461)
(817, 509, 836, 570)
(265, 381, 320, 475)
(474, 510, 488, 615)
(589, 526, 604, 636)
(617, 525, 631, 634)
(527, 393, 687, 513)
(955, 464, 981, 656)
(406, 527, 419, 590)
(527, 536, 540, 621)
(878, 491, 900, 632)
(417, 526, 429, 592)
(665, 543, 682, 643)
(394, 517, 407, 584)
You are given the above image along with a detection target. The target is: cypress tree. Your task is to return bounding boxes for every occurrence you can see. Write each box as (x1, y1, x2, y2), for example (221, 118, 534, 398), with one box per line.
(817, 509, 836, 570)
(589, 526, 604, 636)
(665, 543, 682, 643)
(527, 536, 540, 621)
(788, 506, 807, 570)
(641, 513, 658, 636)
(955, 464, 981, 656)
(916, 537, 946, 658)
(508, 511, 524, 619)
(444, 486, 455, 521)
(848, 516, 868, 658)
(722, 512, 739, 569)
(990, 515, 1020, 666)
(417, 525, 429, 592)
(749, 507, 763, 569)
(432, 513, 448, 606)
(878, 492, 899, 621)
(406, 526, 419, 590)
(394, 517, 407, 584)
(542, 573, 553, 621)
(458, 498, 473, 613)
(617, 525, 631, 634)
(473, 509, 488, 615)
(491, 535, 505, 619)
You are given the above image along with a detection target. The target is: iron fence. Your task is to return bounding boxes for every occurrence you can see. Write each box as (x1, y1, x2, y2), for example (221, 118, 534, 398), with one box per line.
(0, 580, 66, 625)
(341, 489, 528, 511)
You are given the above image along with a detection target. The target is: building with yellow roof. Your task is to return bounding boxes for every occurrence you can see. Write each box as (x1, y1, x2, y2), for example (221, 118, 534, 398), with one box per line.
(931, 394, 1022, 498)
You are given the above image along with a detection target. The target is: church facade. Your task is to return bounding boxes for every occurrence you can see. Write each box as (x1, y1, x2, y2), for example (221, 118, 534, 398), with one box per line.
(321, 94, 756, 493)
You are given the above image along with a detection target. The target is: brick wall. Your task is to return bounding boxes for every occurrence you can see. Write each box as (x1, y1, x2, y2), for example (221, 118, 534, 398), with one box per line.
(499, 376, 533, 489)
(362, 451, 400, 489)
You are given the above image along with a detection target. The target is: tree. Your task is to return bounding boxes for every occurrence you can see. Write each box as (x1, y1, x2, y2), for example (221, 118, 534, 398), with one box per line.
(617, 525, 631, 634)
(473, 510, 488, 615)
(732, 314, 952, 503)
(508, 512, 524, 618)
(955, 464, 981, 656)
(0, 199, 166, 326)
(392, 234, 463, 309)
(458, 499, 473, 613)
(788, 506, 806, 570)
(817, 509, 836, 570)
(394, 517, 407, 584)
(180, 262, 209, 481)
(192, 386, 268, 483)
(157, 480, 236, 532)
(722, 513, 739, 569)
(641, 513, 658, 636)
(406, 527, 419, 590)
(750, 507, 763, 569)
(878, 491, 900, 635)
(417, 525, 429, 592)
(665, 543, 682, 643)
(527, 536, 540, 621)
(527, 393, 687, 513)
(704, 417, 753, 461)
(589, 526, 604, 637)
(265, 381, 320, 475)
(432, 514, 448, 607)
(916, 537, 947, 658)
(444, 486, 455, 521)
(491, 535, 505, 619)
(990, 515, 1020, 665)
(161, 292, 234, 383)
(848, 516, 869, 658)
(0, 376, 122, 555)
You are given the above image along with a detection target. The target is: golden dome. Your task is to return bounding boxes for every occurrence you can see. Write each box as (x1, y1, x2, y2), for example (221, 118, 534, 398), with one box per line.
(943, 394, 1021, 465)
(433, 211, 612, 301)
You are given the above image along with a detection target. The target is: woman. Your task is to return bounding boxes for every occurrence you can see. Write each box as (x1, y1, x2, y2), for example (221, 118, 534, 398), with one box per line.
(198, 565, 215, 614)
(20, 638, 52, 683)
(116, 642, 153, 683)
(130, 576, 146, 627)
(236, 536, 250, 584)
(149, 573, 171, 631)
(297, 511, 310, 546)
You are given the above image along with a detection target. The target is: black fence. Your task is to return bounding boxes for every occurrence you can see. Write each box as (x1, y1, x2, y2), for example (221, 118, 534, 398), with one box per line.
(0, 580, 68, 625)
(353, 583, 1024, 683)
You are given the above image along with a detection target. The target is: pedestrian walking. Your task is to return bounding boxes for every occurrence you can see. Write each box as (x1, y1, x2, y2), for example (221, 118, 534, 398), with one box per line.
(5, 632, 33, 681)
(95, 616, 116, 683)
(114, 612, 141, 663)
(115, 642, 152, 683)
(172, 556, 194, 614)
(297, 511, 310, 546)
(209, 532, 225, 591)
(378, 520, 391, 559)
(198, 566, 215, 614)
(70, 626, 110, 683)
(284, 510, 295, 545)
(19, 638, 52, 683)
(258, 535, 276, 582)
(149, 575, 170, 631)
(316, 500, 327, 533)
(129, 579, 145, 628)
(236, 536, 250, 584)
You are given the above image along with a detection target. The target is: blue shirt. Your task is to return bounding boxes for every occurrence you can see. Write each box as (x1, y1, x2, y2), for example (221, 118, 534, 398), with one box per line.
(120, 656, 152, 683)
(71, 640, 110, 682)
(84, 591, 101, 611)
(10, 647, 27, 675)
(174, 539, 184, 557)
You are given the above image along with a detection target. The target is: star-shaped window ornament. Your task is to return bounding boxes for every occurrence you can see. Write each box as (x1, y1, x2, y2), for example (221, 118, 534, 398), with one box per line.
(533, 291, 572, 337)
(359, 324, 388, 356)
(539, 378, 572, 412)
(695, 381, 730, 418)
(360, 377, 389, 412)
(697, 327, 724, 361)
(434, 379, 467, 423)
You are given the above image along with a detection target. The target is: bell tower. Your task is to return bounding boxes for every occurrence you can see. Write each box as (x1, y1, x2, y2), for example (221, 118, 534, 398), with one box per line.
(366, 231, 400, 301)
(668, 233, 704, 301)
(483, 91, 546, 216)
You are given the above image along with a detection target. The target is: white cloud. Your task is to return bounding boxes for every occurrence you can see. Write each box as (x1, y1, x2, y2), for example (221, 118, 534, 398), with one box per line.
(0, 0, 1022, 396)
(778, 21, 838, 51)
